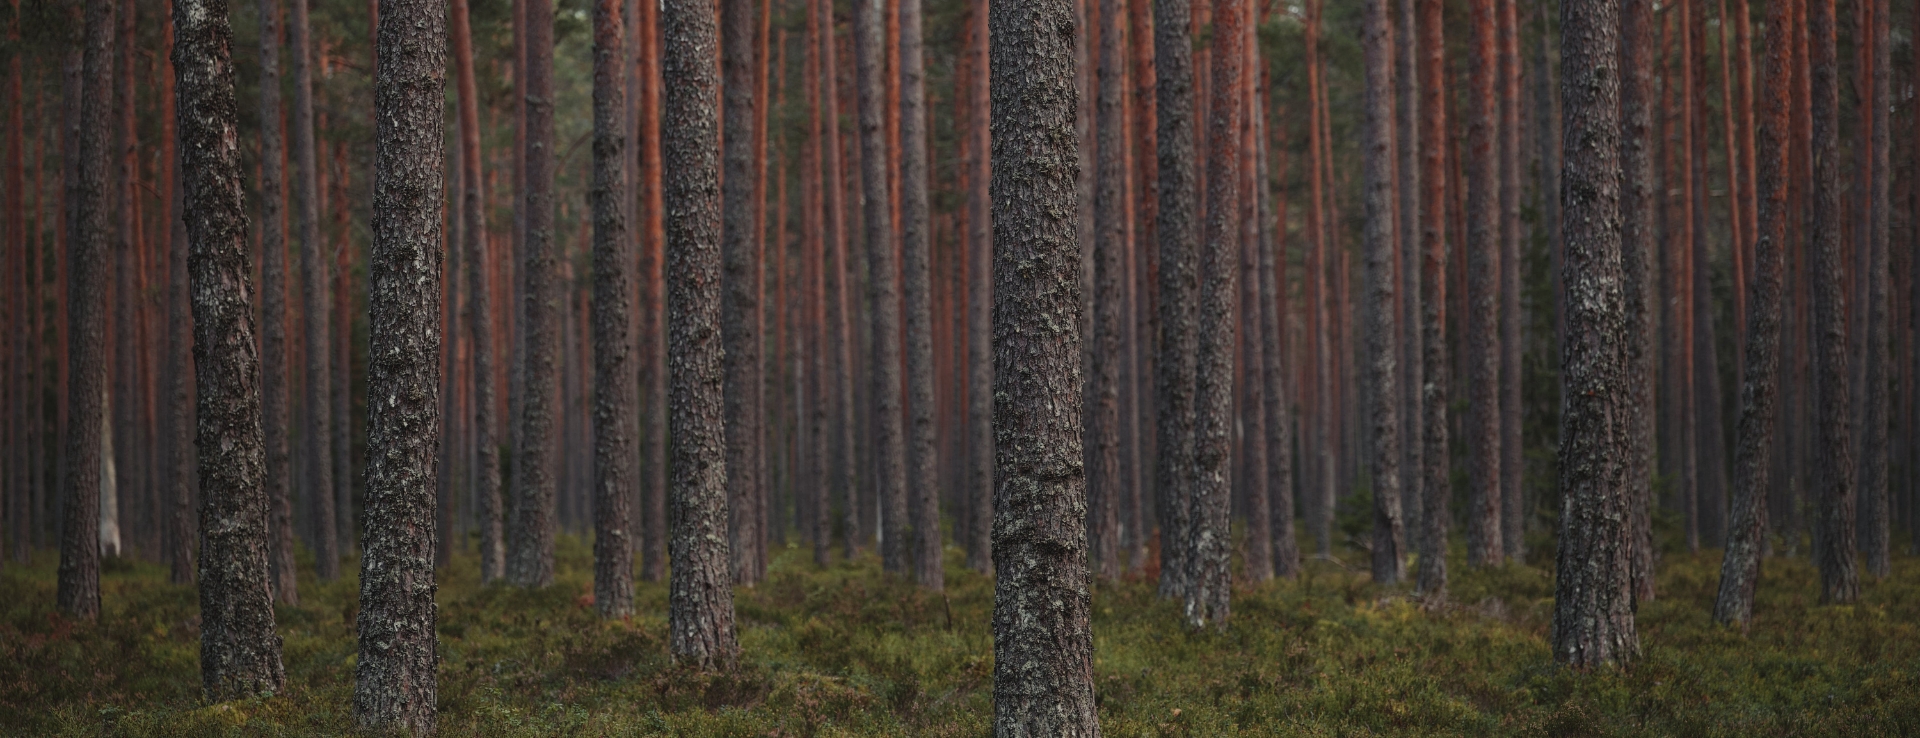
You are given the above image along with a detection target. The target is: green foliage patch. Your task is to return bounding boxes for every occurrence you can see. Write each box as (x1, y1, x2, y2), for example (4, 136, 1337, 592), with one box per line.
(2, 536, 1916, 736)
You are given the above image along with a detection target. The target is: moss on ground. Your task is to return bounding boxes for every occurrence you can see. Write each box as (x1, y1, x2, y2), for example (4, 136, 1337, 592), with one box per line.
(2, 534, 1916, 736)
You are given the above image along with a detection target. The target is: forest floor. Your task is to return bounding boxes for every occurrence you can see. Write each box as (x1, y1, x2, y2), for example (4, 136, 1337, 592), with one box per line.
(2, 529, 1918, 737)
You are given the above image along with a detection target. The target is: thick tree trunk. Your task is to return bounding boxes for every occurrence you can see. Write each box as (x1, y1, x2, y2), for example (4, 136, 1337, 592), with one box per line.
(1713, 0, 1792, 626)
(58, 0, 113, 622)
(353, 0, 446, 726)
(1189, 0, 1241, 628)
(1497, 0, 1523, 562)
(1362, 0, 1405, 586)
(1807, 0, 1858, 603)
(663, 0, 739, 669)
(852, 0, 907, 574)
(1153, 0, 1197, 600)
(591, 0, 636, 617)
(172, 0, 289, 697)
(989, 0, 1099, 724)
(510, 0, 559, 588)
(722, 0, 764, 586)
(900, 0, 941, 589)
(1551, 0, 1637, 667)
(1619, 0, 1657, 605)
(289, 0, 337, 581)
(1857, 0, 1891, 578)
(1089, 0, 1128, 582)
(964, 0, 993, 574)
(1414, 0, 1449, 598)
(637, 0, 667, 582)
(1464, 0, 1503, 567)
(450, 0, 501, 583)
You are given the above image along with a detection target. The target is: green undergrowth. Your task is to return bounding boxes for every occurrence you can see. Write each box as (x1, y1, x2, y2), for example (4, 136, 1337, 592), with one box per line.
(2, 535, 1917, 736)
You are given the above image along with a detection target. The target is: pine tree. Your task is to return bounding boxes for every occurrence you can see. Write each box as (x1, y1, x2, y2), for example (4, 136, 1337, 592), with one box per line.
(1465, 0, 1504, 566)
(1089, 0, 1129, 582)
(722, 0, 765, 587)
(900, 0, 942, 590)
(1153, 0, 1197, 601)
(450, 0, 502, 583)
(1806, 0, 1858, 604)
(1619, 0, 1658, 604)
(510, 0, 560, 588)
(591, 0, 636, 617)
(963, 0, 993, 574)
(290, 0, 337, 580)
(1413, 0, 1450, 598)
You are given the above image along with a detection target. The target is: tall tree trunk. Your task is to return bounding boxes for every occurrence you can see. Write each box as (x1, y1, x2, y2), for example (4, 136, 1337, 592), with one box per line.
(1465, 0, 1503, 566)
(1089, 0, 1128, 582)
(1857, 0, 1891, 578)
(1302, 0, 1333, 558)
(1153, 0, 1197, 600)
(820, 0, 858, 562)
(852, 0, 907, 574)
(1260, 101, 1297, 581)
(1362, 0, 1404, 585)
(332, 148, 353, 558)
(1619, 0, 1658, 604)
(1190, 0, 1240, 628)
(591, 0, 636, 617)
(256, 0, 297, 604)
(637, 0, 667, 582)
(161, 5, 196, 585)
(510, 0, 559, 588)
(1551, 0, 1637, 667)
(111, 0, 143, 563)
(1689, 0, 1728, 549)
(288, 0, 337, 580)
(57, 0, 113, 622)
(964, 0, 993, 574)
(804, 0, 831, 566)
(1396, 0, 1423, 553)
(354, 0, 446, 726)
(1496, 0, 1523, 563)
(1670, 0, 1700, 551)
(1414, 0, 1449, 598)
(1807, 0, 1858, 603)
(171, 0, 289, 696)
(722, 0, 764, 586)
(989, 0, 1099, 724)
(900, 0, 941, 589)
(1713, 0, 1792, 625)
(451, 0, 501, 583)
(663, 0, 740, 669)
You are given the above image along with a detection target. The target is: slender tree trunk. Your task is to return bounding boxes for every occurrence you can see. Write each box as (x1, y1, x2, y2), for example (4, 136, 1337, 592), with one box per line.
(1496, 0, 1523, 563)
(287, 0, 337, 580)
(167, 0, 288, 699)
(1302, 0, 1333, 558)
(1088, 0, 1128, 582)
(161, 7, 196, 585)
(451, 0, 501, 583)
(1689, 0, 1728, 549)
(110, 0, 142, 564)
(1153, 0, 1197, 600)
(1807, 0, 1858, 603)
(1551, 0, 1637, 667)
(820, 0, 858, 562)
(989, 0, 1099, 723)
(637, 0, 667, 582)
(964, 0, 993, 574)
(1361, 0, 1405, 585)
(1857, 0, 1890, 578)
(1713, 0, 1792, 625)
(851, 0, 907, 574)
(590, 0, 636, 617)
(1260, 102, 1297, 581)
(509, 0, 558, 588)
(663, 0, 739, 668)
(1619, 0, 1657, 605)
(1396, 0, 1423, 553)
(253, 0, 297, 604)
(722, 0, 764, 586)
(900, 0, 941, 589)
(353, 0, 446, 726)
(1670, 0, 1700, 551)
(1413, 0, 1449, 598)
(1465, 0, 1503, 566)
(1189, 0, 1240, 627)
(804, 0, 831, 566)
(57, 0, 113, 622)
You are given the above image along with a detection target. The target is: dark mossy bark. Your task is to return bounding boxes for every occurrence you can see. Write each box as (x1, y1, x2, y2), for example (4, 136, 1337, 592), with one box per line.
(591, 0, 636, 618)
(988, 0, 1098, 726)
(1551, 0, 1637, 668)
(173, 0, 288, 697)
(1151, 0, 1196, 604)
(1190, 0, 1243, 628)
(663, 0, 739, 670)
(1807, 0, 1859, 604)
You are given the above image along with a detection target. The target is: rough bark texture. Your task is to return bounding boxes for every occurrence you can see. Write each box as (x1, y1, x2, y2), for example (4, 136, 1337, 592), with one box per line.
(722, 0, 764, 586)
(1362, 0, 1405, 586)
(1550, 0, 1637, 667)
(58, 0, 113, 622)
(989, 0, 1099, 725)
(965, 0, 993, 574)
(1088, 0, 1127, 582)
(1413, 0, 1449, 598)
(1152, 0, 1196, 602)
(1191, 0, 1242, 628)
(451, 0, 501, 583)
(853, 0, 907, 574)
(509, 0, 559, 588)
(1713, 0, 1791, 626)
(591, 0, 636, 617)
(172, 0, 289, 697)
(1857, 0, 1890, 578)
(254, 0, 298, 606)
(663, 0, 740, 669)
(1464, 0, 1503, 567)
(900, 0, 942, 590)
(353, 0, 446, 727)
(1807, 0, 1858, 604)
(1617, 0, 1656, 606)
(290, 0, 337, 581)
